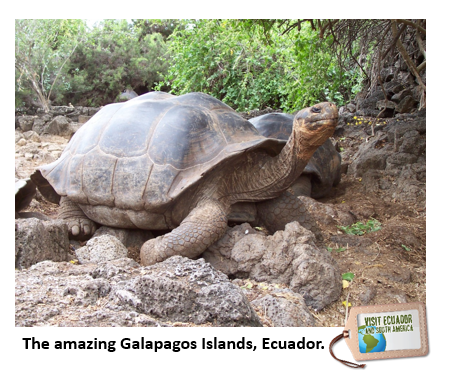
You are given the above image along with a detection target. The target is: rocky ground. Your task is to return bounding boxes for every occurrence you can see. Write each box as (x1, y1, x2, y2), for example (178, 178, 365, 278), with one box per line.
(15, 98, 426, 327)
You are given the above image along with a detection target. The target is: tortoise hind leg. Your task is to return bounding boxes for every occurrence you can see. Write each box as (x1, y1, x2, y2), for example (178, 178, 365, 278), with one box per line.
(59, 196, 97, 239)
(257, 189, 322, 239)
(140, 199, 229, 265)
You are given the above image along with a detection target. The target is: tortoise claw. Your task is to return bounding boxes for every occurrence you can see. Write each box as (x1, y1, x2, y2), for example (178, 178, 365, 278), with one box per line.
(68, 218, 97, 240)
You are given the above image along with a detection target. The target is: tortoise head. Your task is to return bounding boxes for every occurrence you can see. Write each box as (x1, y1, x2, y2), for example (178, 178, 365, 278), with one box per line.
(293, 102, 339, 150)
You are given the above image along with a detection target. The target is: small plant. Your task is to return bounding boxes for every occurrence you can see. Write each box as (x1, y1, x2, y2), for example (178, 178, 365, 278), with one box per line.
(327, 246, 347, 253)
(402, 244, 411, 251)
(338, 218, 381, 236)
(342, 272, 355, 281)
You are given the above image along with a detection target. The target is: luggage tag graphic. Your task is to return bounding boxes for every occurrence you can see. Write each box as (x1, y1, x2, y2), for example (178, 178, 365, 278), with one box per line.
(329, 302, 428, 368)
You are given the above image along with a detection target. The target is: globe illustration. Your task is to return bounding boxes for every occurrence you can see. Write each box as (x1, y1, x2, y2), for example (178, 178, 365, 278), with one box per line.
(358, 325, 387, 353)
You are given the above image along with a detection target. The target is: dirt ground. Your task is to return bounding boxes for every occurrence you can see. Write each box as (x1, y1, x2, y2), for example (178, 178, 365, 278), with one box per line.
(17, 127, 426, 328)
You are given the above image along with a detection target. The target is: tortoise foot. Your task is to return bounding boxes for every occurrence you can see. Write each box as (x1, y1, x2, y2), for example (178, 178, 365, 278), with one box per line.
(68, 217, 97, 239)
(140, 236, 169, 266)
(58, 196, 97, 240)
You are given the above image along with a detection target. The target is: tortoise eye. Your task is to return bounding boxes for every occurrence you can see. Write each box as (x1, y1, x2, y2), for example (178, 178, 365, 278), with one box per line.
(311, 107, 321, 113)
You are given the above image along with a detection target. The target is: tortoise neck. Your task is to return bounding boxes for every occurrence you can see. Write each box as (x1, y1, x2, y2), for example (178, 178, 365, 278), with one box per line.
(224, 127, 321, 204)
(257, 127, 319, 197)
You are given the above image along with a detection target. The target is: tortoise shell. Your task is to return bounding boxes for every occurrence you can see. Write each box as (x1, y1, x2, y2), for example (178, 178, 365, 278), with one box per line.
(249, 112, 341, 198)
(39, 92, 283, 211)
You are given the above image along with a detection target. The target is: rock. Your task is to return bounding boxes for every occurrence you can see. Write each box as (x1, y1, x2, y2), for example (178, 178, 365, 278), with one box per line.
(15, 131, 25, 143)
(346, 103, 356, 113)
(17, 116, 35, 132)
(15, 218, 70, 269)
(396, 71, 413, 84)
(358, 90, 385, 110)
(359, 286, 377, 305)
(23, 130, 41, 143)
(16, 138, 27, 146)
(42, 115, 73, 137)
(76, 234, 128, 264)
(396, 95, 418, 113)
(376, 100, 397, 110)
(349, 145, 391, 177)
(69, 122, 83, 136)
(398, 130, 424, 155)
(391, 89, 412, 103)
(384, 80, 404, 95)
(78, 115, 92, 124)
(32, 115, 52, 134)
(380, 66, 396, 82)
(115, 256, 262, 326)
(51, 106, 75, 116)
(92, 226, 154, 249)
(15, 256, 261, 327)
(251, 289, 315, 326)
(339, 103, 356, 115)
(86, 107, 101, 116)
(388, 291, 408, 303)
(204, 222, 342, 311)
(386, 153, 418, 170)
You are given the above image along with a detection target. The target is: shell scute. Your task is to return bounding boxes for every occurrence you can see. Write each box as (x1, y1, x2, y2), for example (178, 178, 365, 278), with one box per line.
(82, 148, 117, 206)
(113, 155, 153, 210)
(99, 99, 172, 158)
(148, 104, 227, 170)
(72, 103, 124, 155)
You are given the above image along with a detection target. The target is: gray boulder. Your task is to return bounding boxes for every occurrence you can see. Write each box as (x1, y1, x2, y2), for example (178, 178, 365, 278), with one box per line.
(42, 116, 73, 137)
(17, 116, 35, 132)
(396, 95, 418, 113)
(204, 222, 342, 311)
(23, 131, 41, 143)
(92, 226, 154, 249)
(251, 289, 315, 326)
(113, 256, 262, 326)
(32, 115, 52, 134)
(15, 256, 262, 327)
(15, 218, 70, 269)
(76, 234, 128, 264)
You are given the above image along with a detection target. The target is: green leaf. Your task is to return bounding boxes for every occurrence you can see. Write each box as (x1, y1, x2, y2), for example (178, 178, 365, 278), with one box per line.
(342, 272, 355, 281)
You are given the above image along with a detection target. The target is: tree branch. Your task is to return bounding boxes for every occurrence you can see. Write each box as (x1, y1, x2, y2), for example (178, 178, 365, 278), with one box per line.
(46, 37, 82, 102)
(390, 20, 426, 91)
(415, 29, 426, 60)
(381, 23, 405, 62)
(395, 19, 426, 35)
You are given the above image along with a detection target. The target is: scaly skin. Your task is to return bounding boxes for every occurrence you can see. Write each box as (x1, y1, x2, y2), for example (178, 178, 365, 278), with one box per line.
(257, 189, 322, 239)
(140, 199, 229, 265)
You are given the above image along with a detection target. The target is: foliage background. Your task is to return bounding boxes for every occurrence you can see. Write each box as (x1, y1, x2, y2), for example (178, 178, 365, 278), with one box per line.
(15, 19, 425, 113)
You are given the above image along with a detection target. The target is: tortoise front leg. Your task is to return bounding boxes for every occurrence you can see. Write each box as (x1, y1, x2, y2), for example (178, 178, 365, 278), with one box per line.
(58, 196, 97, 239)
(140, 199, 229, 265)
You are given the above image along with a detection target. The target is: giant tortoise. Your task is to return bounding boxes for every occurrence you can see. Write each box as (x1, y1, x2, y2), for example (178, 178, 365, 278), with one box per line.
(249, 112, 341, 199)
(31, 92, 338, 265)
